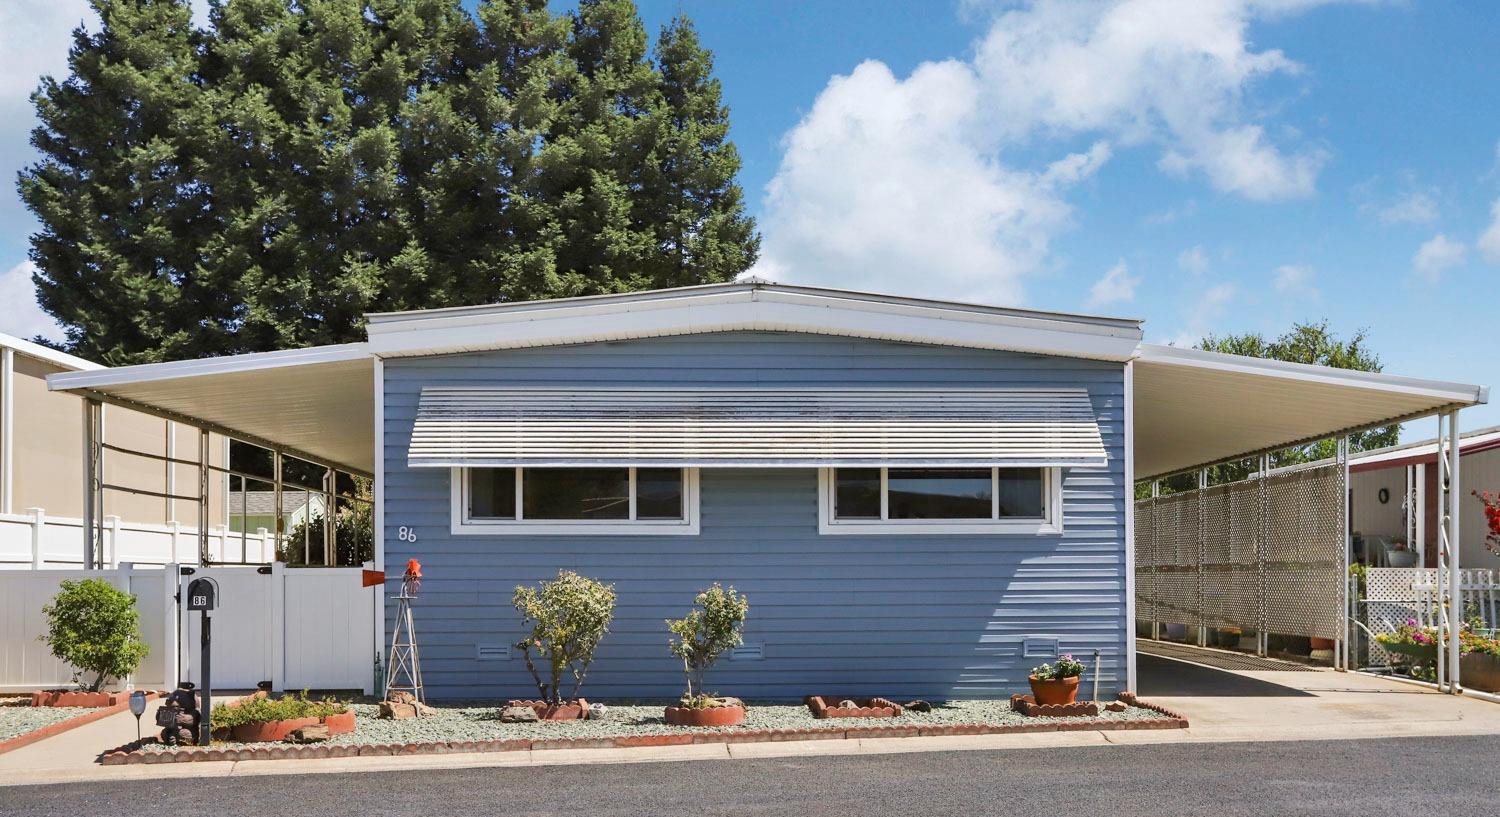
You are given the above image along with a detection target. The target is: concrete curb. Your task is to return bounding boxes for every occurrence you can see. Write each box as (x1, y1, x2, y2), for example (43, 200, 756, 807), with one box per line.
(0, 691, 162, 757)
(99, 696, 1187, 765)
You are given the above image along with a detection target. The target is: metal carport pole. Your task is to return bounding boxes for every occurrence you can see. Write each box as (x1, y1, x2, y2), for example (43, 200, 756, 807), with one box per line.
(1441, 411, 1463, 692)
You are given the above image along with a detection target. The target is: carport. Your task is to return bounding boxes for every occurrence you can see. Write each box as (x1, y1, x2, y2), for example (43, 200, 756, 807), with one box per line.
(43, 282, 1490, 694)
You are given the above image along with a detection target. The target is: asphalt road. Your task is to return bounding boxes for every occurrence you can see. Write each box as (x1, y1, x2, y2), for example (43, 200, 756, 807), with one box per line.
(2, 735, 1493, 816)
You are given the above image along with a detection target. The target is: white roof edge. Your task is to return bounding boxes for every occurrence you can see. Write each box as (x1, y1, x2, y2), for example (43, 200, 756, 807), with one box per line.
(47, 342, 372, 392)
(1137, 343, 1490, 405)
(0, 332, 104, 372)
(366, 284, 1144, 362)
(366, 280, 1144, 331)
(1350, 424, 1500, 465)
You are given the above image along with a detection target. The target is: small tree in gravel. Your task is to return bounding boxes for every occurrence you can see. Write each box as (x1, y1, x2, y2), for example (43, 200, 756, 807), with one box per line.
(513, 571, 616, 706)
(40, 579, 149, 691)
(667, 584, 749, 704)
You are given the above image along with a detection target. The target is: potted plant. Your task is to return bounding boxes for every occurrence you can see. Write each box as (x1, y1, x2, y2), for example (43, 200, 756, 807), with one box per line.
(1386, 537, 1418, 568)
(1029, 654, 1085, 706)
(511, 570, 616, 720)
(664, 583, 750, 726)
(210, 692, 353, 743)
(35, 579, 149, 706)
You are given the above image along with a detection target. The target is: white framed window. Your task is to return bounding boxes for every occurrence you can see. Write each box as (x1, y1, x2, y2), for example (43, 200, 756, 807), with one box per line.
(451, 466, 700, 535)
(817, 467, 1062, 535)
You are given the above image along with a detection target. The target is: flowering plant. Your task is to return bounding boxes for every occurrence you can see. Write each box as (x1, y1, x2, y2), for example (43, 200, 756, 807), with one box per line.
(1031, 654, 1086, 680)
(1474, 491, 1500, 555)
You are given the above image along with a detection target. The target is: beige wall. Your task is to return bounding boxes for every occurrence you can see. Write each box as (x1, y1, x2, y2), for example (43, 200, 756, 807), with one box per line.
(5, 353, 226, 526)
(1350, 447, 1500, 570)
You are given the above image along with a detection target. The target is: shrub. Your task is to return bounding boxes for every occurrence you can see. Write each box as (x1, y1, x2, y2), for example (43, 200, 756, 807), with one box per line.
(39, 579, 149, 691)
(667, 584, 749, 702)
(1031, 654, 1086, 681)
(513, 571, 616, 706)
(211, 691, 346, 729)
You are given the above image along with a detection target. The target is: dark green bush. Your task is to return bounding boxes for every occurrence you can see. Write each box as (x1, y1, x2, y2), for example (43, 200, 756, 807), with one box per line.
(210, 692, 347, 728)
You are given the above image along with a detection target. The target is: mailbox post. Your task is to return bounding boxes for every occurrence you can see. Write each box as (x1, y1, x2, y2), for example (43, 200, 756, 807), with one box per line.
(185, 577, 218, 746)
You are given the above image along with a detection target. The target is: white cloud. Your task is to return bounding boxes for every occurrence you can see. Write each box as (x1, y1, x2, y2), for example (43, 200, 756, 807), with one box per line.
(1177, 245, 1209, 275)
(1412, 234, 1466, 282)
(1478, 199, 1500, 265)
(0, 260, 65, 342)
(1086, 260, 1140, 308)
(1272, 264, 1318, 298)
(753, 59, 1111, 303)
(1166, 282, 1238, 347)
(757, 0, 1341, 302)
(972, 0, 1332, 201)
(1373, 190, 1439, 225)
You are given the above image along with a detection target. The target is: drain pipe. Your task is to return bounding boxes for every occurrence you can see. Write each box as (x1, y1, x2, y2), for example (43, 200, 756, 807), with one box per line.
(1092, 648, 1102, 702)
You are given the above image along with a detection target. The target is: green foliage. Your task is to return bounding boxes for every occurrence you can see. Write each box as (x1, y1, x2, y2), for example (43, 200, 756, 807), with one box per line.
(1031, 654, 1086, 680)
(39, 579, 149, 691)
(277, 477, 374, 566)
(666, 583, 749, 700)
(513, 570, 617, 706)
(210, 691, 346, 729)
(1137, 321, 1398, 497)
(20, 0, 758, 364)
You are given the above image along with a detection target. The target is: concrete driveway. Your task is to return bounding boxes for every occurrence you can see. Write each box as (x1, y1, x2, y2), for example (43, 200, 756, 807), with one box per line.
(1136, 644, 1500, 741)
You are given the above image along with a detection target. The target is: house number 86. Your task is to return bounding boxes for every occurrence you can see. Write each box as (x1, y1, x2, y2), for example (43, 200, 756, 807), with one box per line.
(397, 526, 418, 543)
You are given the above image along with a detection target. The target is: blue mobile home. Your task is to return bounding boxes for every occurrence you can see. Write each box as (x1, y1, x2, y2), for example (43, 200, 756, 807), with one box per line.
(369, 282, 1139, 700)
(48, 280, 1489, 697)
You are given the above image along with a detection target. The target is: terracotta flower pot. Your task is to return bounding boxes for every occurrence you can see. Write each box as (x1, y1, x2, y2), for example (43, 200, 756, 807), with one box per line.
(230, 716, 320, 743)
(1028, 675, 1080, 706)
(663, 704, 746, 727)
(1309, 637, 1336, 650)
(321, 710, 356, 735)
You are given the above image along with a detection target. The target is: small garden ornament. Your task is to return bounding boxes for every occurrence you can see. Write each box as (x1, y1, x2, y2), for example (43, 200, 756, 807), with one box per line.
(664, 583, 750, 726)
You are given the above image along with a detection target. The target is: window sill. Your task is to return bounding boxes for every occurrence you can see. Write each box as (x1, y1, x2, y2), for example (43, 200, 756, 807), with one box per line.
(451, 520, 700, 536)
(816, 520, 1062, 536)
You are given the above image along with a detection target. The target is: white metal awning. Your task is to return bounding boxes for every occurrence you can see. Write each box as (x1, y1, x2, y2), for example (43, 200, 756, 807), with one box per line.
(406, 388, 1109, 468)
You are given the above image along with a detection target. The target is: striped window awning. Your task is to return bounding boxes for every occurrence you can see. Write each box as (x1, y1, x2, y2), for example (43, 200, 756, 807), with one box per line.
(406, 388, 1107, 468)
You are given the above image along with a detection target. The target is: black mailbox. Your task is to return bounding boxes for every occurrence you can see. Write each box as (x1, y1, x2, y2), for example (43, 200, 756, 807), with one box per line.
(186, 577, 216, 611)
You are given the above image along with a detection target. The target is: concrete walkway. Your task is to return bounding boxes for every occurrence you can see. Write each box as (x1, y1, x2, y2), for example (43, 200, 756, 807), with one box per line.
(4, 660, 1498, 787)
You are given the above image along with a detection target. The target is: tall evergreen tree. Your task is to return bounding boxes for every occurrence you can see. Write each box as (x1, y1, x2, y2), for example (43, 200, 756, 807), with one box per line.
(644, 15, 758, 287)
(20, 0, 758, 364)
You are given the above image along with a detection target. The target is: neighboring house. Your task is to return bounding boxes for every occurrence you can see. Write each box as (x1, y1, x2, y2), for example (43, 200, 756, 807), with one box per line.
(0, 332, 229, 568)
(46, 281, 1489, 699)
(1350, 426, 1500, 570)
(229, 490, 327, 534)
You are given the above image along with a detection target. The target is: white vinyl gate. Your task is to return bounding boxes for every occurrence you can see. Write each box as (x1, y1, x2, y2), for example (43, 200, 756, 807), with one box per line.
(179, 564, 376, 693)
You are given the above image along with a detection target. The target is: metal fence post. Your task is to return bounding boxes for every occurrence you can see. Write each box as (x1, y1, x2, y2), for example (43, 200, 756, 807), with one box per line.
(28, 507, 44, 568)
(1197, 469, 1208, 647)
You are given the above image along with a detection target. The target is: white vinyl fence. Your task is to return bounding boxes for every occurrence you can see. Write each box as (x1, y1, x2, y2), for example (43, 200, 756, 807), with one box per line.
(0, 509, 276, 569)
(1, 564, 375, 694)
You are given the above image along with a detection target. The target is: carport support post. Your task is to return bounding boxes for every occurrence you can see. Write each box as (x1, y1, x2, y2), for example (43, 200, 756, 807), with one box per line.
(1337, 436, 1350, 672)
(1257, 454, 1270, 657)
(82, 398, 104, 570)
(1197, 469, 1208, 648)
(1441, 411, 1462, 692)
(197, 429, 210, 565)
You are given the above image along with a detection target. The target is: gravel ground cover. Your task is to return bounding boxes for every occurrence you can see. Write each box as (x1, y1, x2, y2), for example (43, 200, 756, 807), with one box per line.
(0, 703, 92, 743)
(134, 698, 1168, 749)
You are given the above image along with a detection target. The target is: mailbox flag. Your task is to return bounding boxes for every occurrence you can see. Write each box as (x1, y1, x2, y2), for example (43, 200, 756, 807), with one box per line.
(362, 569, 385, 588)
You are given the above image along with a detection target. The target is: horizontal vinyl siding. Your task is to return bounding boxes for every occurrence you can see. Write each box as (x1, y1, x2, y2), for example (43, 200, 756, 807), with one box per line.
(383, 332, 1126, 700)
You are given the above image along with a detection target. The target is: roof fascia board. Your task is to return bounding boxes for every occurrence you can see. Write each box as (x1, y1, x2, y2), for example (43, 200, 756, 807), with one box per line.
(366, 288, 1142, 361)
(1138, 343, 1489, 405)
(46, 342, 372, 392)
(0, 333, 104, 372)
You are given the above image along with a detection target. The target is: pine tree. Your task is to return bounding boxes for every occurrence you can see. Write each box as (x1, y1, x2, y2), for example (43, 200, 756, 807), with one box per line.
(20, 0, 759, 363)
(19, 0, 207, 363)
(645, 15, 758, 287)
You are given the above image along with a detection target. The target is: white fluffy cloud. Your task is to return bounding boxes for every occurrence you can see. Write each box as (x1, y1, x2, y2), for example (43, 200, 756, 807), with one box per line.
(1178, 245, 1209, 275)
(1412, 234, 1466, 282)
(1373, 191, 1439, 225)
(1272, 264, 1318, 298)
(1478, 199, 1500, 265)
(756, 0, 1339, 303)
(0, 260, 64, 342)
(1167, 282, 1238, 347)
(1086, 260, 1140, 308)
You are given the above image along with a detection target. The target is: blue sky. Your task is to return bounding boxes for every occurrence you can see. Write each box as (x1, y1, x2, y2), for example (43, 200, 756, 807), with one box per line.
(1, 1, 1497, 433)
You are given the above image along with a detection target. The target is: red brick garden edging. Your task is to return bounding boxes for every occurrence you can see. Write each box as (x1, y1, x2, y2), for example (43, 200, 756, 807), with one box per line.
(97, 694, 1188, 765)
(0, 690, 162, 757)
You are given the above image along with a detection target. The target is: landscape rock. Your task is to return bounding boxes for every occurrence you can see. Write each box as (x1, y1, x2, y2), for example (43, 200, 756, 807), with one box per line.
(378, 700, 433, 720)
(499, 705, 540, 723)
(1105, 701, 1128, 712)
(286, 724, 331, 743)
(904, 700, 933, 713)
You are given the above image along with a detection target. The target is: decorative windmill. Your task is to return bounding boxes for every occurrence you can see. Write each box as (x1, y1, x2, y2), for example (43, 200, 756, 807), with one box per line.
(383, 559, 426, 711)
